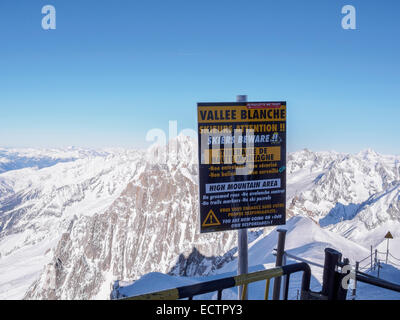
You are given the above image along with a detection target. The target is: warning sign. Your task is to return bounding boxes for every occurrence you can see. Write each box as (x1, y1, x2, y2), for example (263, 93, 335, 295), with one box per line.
(202, 210, 221, 227)
(198, 101, 287, 233)
(385, 231, 393, 239)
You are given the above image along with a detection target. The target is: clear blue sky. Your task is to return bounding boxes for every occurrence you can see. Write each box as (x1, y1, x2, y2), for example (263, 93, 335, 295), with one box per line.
(0, 0, 399, 153)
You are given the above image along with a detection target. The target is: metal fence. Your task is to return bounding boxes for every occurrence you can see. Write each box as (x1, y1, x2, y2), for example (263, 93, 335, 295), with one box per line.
(120, 262, 311, 301)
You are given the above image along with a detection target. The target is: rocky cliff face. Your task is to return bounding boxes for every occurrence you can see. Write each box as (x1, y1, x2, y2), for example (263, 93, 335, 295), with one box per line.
(24, 138, 241, 299)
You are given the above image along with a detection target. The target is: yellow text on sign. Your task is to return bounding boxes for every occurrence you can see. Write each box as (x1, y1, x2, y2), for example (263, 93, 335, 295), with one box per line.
(198, 106, 286, 123)
(204, 146, 281, 164)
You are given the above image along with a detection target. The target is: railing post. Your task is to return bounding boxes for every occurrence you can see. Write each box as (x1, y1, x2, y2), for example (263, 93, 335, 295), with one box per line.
(374, 249, 377, 270)
(281, 252, 287, 299)
(377, 260, 381, 278)
(272, 229, 287, 300)
(370, 245, 373, 271)
(322, 248, 341, 300)
(352, 261, 359, 300)
(386, 238, 389, 264)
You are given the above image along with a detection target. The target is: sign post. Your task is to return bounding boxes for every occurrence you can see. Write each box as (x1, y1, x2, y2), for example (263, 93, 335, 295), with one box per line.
(236, 95, 248, 300)
(197, 98, 287, 299)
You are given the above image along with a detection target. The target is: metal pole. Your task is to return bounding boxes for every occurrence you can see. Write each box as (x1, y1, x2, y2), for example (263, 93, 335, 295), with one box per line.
(237, 94, 248, 300)
(322, 248, 341, 300)
(370, 245, 373, 271)
(377, 260, 381, 278)
(374, 249, 377, 270)
(272, 229, 287, 300)
(386, 238, 389, 264)
(281, 251, 287, 299)
(353, 261, 359, 299)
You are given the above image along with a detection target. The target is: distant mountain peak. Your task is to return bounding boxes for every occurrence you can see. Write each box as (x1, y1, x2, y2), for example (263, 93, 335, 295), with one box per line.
(357, 148, 380, 159)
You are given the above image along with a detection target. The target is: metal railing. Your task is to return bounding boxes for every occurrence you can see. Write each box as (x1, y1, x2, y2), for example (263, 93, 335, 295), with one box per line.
(356, 248, 400, 272)
(120, 262, 311, 301)
(356, 271, 400, 293)
(284, 248, 400, 299)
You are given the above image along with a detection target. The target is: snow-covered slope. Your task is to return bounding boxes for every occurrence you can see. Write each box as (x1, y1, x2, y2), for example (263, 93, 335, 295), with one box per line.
(1, 140, 399, 299)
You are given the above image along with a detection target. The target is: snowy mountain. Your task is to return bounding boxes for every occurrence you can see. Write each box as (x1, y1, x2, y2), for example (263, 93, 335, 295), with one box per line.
(0, 147, 111, 174)
(288, 149, 400, 247)
(0, 138, 399, 299)
(0, 149, 144, 299)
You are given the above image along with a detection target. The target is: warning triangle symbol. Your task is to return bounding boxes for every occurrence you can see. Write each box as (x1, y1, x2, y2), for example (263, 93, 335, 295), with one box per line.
(385, 231, 393, 239)
(202, 209, 221, 227)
